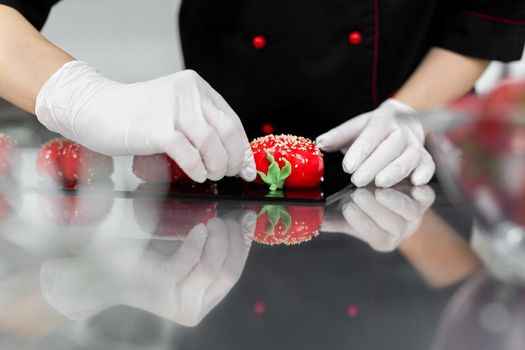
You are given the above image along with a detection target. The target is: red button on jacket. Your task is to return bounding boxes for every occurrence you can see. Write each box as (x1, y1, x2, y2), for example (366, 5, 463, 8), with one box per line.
(348, 31, 363, 45)
(261, 123, 274, 135)
(252, 35, 267, 49)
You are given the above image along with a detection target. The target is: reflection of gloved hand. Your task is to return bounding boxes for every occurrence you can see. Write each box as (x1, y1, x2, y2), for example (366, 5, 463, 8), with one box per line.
(40, 210, 256, 326)
(316, 99, 435, 187)
(161, 210, 255, 325)
(321, 186, 435, 252)
(36, 61, 256, 183)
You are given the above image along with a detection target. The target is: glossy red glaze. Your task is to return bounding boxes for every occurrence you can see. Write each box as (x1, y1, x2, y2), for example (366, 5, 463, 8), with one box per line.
(251, 134, 324, 189)
(252, 35, 267, 49)
(348, 31, 363, 45)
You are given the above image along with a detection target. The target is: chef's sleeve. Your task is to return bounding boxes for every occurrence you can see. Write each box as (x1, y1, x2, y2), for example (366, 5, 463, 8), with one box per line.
(435, 0, 525, 62)
(0, 0, 61, 30)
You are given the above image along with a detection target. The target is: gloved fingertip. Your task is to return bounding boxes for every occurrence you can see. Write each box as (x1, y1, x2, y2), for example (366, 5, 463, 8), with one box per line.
(207, 171, 227, 182)
(239, 146, 257, 182)
(351, 174, 369, 188)
(375, 177, 393, 188)
(240, 162, 257, 182)
(315, 136, 328, 149)
(190, 170, 208, 184)
(316, 133, 341, 152)
(411, 171, 432, 186)
(343, 159, 357, 174)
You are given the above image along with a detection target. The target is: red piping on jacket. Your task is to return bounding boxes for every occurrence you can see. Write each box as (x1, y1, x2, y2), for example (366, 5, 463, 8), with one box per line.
(372, 0, 380, 108)
(463, 11, 525, 26)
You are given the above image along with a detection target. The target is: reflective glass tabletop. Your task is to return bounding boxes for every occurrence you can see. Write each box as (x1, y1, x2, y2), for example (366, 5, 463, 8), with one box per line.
(0, 106, 522, 350)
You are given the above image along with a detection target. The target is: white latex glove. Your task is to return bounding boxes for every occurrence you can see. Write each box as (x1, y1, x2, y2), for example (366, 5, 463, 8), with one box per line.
(316, 99, 435, 187)
(321, 186, 435, 252)
(35, 61, 256, 183)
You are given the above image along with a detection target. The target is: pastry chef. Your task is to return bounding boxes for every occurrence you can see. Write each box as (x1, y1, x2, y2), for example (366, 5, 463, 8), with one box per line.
(0, 0, 524, 187)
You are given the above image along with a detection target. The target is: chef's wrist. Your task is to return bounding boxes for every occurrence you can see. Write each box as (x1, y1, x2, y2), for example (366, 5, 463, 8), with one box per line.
(381, 98, 426, 141)
(0, 5, 76, 114)
(35, 60, 116, 140)
(380, 98, 418, 115)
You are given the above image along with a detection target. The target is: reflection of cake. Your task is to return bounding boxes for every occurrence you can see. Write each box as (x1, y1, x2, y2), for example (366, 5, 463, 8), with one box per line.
(39, 180, 115, 226)
(0, 133, 20, 177)
(37, 138, 113, 187)
(251, 204, 324, 246)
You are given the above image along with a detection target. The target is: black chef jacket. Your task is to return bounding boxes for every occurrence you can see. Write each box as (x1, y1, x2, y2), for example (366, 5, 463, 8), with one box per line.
(2, 0, 525, 139)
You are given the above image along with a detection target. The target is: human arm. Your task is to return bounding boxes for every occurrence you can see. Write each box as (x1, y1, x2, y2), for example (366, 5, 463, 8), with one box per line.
(0, 4, 256, 183)
(316, 49, 492, 188)
(0, 4, 73, 113)
(395, 47, 489, 112)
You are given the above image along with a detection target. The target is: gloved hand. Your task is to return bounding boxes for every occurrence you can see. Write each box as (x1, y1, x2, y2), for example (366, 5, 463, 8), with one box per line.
(316, 99, 435, 187)
(321, 186, 435, 252)
(35, 61, 256, 183)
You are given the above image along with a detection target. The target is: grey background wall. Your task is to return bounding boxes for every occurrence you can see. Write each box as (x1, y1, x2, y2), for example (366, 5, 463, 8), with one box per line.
(42, 0, 184, 82)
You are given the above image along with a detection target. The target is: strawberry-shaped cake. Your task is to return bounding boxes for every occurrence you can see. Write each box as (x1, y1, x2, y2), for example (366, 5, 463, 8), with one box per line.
(251, 134, 324, 191)
(37, 138, 113, 186)
(0, 133, 20, 178)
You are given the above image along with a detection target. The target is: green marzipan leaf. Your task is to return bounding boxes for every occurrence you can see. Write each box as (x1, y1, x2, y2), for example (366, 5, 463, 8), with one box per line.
(265, 190, 284, 198)
(278, 158, 292, 182)
(265, 149, 275, 163)
(258, 171, 269, 183)
(267, 161, 281, 183)
(274, 179, 285, 192)
(259, 150, 293, 192)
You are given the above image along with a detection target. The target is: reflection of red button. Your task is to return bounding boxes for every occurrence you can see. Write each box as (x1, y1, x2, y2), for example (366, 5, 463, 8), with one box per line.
(252, 35, 267, 50)
(347, 304, 359, 318)
(348, 31, 362, 45)
(261, 123, 274, 135)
